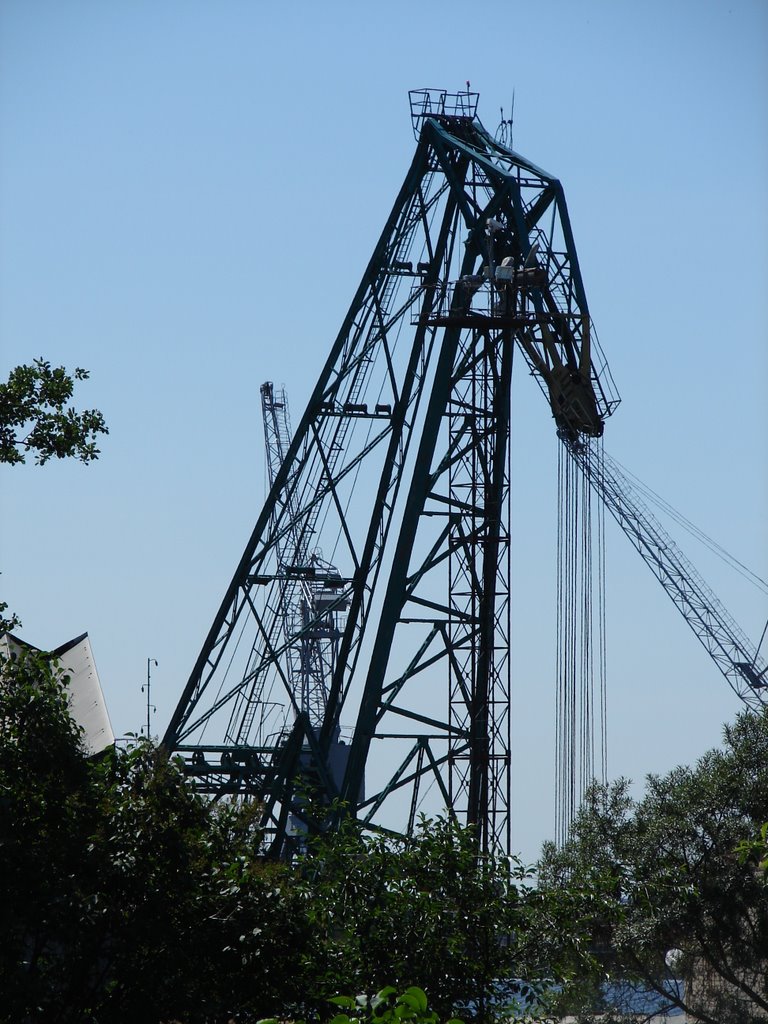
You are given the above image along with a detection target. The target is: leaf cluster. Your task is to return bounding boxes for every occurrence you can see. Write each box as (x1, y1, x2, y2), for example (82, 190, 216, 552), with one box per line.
(0, 358, 108, 465)
(736, 821, 768, 880)
(0, 597, 22, 633)
(326, 985, 464, 1024)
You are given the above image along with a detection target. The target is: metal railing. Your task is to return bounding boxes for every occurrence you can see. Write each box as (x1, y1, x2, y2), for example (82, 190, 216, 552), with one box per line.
(409, 88, 479, 138)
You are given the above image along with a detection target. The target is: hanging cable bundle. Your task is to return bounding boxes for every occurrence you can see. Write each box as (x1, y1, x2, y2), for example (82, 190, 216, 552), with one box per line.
(555, 436, 608, 846)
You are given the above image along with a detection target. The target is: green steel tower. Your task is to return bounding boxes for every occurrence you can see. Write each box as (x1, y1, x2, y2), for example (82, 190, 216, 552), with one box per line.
(163, 89, 620, 856)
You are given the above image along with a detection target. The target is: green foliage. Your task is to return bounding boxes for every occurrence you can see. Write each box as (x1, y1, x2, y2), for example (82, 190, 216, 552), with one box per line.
(81, 742, 311, 1022)
(0, 649, 311, 1022)
(537, 709, 768, 1023)
(0, 358, 107, 465)
(0, 597, 22, 633)
(736, 820, 768, 879)
(296, 815, 560, 1022)
(260, 987, 464, 1024)
(0, 649, 96, 1015)
(326, 985, 464, 1024)
(0, 649, 586, 1023)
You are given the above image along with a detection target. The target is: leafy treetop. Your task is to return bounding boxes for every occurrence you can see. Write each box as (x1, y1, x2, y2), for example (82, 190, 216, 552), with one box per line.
(0, 358, 108, 465)
(538, 709, 768, 1023)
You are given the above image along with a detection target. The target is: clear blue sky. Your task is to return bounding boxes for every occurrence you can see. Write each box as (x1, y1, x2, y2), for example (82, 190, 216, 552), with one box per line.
(1, 0, 766, 863)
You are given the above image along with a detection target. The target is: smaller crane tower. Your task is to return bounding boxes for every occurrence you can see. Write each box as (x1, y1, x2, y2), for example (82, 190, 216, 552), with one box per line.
(259, 382, 348, 730)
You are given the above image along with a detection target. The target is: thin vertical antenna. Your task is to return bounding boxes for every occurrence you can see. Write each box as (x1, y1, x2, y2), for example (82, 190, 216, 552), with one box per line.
(496, 90, 515, 148)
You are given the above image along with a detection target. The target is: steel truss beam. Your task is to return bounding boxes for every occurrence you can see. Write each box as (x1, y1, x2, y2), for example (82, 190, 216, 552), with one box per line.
(565, 439, 767, 710)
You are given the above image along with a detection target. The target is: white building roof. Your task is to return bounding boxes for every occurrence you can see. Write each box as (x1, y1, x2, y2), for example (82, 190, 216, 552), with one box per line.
(1, 631, 115, 755)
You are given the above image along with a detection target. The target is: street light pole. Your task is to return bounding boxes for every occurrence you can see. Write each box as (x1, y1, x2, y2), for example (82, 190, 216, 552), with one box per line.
(142, 658, 158, 738)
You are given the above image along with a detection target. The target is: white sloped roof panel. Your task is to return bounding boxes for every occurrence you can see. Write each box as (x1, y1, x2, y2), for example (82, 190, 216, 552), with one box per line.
(1, 631, 115, 755)
(53, 633, 115, 755)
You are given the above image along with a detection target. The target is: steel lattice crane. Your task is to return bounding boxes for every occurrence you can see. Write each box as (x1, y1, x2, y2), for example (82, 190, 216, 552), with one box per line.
(259, 382, 346, 731)
(165, 89, 766, 857)
(163, 90, 765, 856)
(164, 88, 620, 855)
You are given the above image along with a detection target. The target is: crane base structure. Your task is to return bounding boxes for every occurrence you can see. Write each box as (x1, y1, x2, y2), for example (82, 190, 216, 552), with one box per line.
(162, 89, 625, 857)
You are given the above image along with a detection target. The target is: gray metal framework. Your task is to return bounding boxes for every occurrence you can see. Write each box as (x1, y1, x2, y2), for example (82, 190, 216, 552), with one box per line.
(259, 382, 344, 730)
(163, 90, 619, 856)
